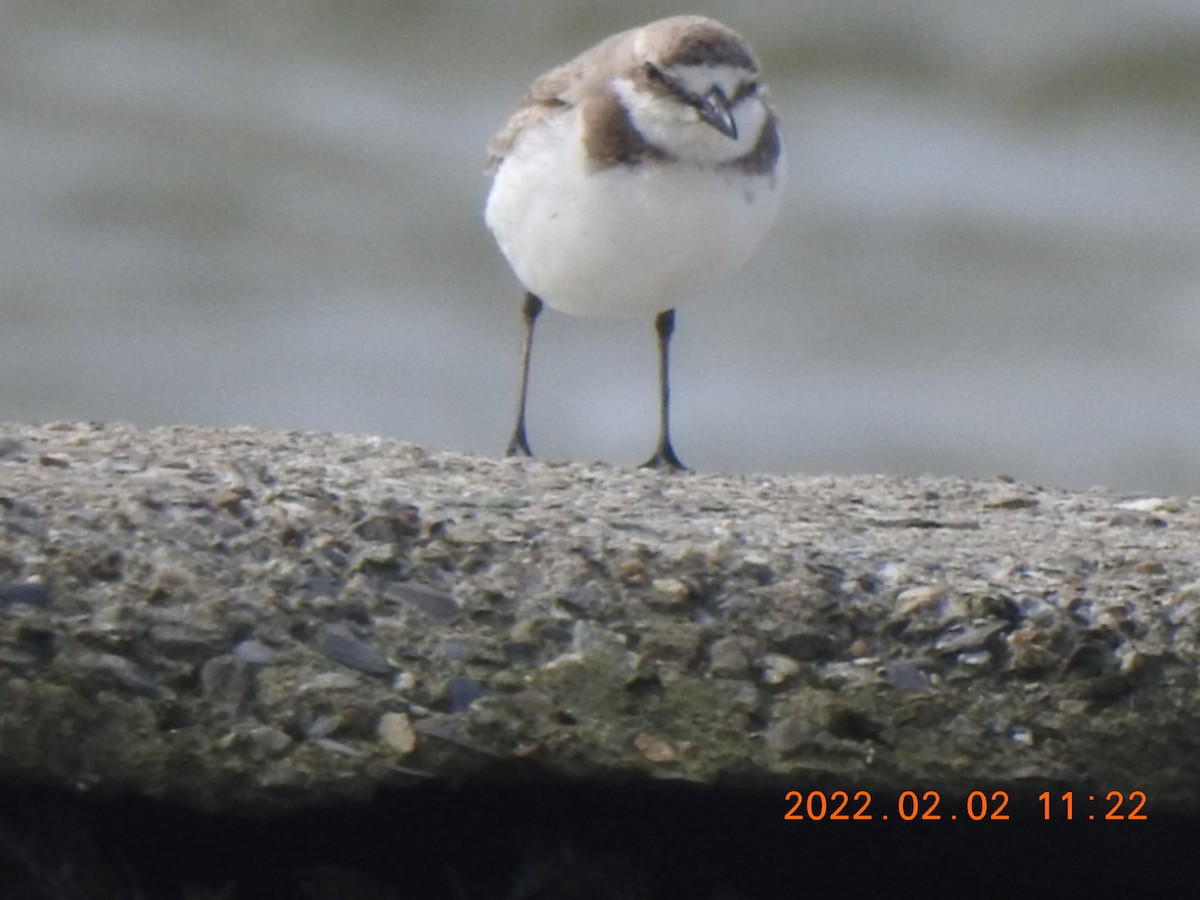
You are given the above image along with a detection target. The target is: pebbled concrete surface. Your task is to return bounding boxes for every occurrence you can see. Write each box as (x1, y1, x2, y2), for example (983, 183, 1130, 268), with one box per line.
(1, 420, 1198, 814)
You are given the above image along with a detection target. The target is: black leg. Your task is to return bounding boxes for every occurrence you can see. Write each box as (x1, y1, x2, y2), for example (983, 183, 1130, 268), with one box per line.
(641, 308, 688, 471)
(506, 292, 543, 457)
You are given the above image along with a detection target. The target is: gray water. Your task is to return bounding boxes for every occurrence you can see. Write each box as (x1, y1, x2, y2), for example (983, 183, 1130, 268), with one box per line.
(4, 0, 1200, 493)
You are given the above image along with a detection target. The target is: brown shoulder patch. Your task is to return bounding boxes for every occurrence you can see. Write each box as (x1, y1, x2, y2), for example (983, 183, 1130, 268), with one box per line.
(580, 90, 669, 170)
(724, 114, 781, 178)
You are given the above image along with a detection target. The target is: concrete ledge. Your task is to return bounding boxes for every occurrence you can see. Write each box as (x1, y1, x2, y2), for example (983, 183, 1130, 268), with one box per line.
(1, 421, 1197, 813)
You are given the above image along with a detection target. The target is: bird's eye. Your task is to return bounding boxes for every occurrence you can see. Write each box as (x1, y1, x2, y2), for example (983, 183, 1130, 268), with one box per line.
(644, 63, 665, 82)
(734, 81, 760, 102)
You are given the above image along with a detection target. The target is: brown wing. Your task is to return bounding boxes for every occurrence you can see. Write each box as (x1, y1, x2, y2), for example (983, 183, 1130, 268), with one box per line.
(485, 28, 637, 171)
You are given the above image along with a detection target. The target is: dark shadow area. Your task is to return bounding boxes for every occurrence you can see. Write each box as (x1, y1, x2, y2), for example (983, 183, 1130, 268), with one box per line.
(0, 779, 1194, 898)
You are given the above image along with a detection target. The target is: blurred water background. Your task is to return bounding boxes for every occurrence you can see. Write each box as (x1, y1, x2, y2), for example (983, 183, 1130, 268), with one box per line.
(3, 0, 1200, 493)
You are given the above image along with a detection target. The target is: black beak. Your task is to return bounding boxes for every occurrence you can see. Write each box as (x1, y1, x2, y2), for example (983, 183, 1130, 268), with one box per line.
(695, 87, 737, 140)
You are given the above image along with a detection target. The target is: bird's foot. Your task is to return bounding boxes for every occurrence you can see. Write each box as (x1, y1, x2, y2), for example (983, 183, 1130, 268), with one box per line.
(505, 430, 533, 458)
(640, 441, 688, 472)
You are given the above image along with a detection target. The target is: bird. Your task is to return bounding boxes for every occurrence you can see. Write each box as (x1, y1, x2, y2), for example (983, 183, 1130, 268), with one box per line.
(484, 15, 785, 470)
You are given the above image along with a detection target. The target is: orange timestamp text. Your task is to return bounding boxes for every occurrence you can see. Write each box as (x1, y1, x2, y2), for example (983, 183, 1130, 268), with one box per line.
(783, 789, 1148, 822)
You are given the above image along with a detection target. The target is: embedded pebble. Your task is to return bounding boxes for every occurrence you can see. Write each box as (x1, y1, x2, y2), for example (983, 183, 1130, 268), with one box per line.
(558, 583, 612, 616)
(882, 660, 928, 693)
(0, 647, 39, 669)
(0, 583, 52, 607)
(319, 625, 391, 676)
(218, 724, 293, 761)
(389, 582, 459, 620)
(446, 676, 489, 712)
(765, 716, 812, 756)
(634, 732, 676, 764)
(934, 620, 1010, 655)
(233, 639, 278, 665)
(78, 653, 158, 697)
(650, 578, 690, 605)
(772, 629, 836, 662)
(759, 653, 800, 685)
(200, 654, 254, 715)
(303, 672, 361, 692)
(1115, 497, 1177, 513)
(312, 738, 364, 757)
(896, 584, 949, 615)
(306, 715, 341, 739)
(377, 712, 417, 755)
(708, 636, 752, 678)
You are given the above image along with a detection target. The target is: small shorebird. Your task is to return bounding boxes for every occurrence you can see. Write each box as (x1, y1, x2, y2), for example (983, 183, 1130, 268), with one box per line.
(485, 15, 785, 469)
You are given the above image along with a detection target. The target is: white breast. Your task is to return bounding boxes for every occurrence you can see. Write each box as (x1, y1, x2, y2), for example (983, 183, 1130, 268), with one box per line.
(485, 108, 785, 318)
